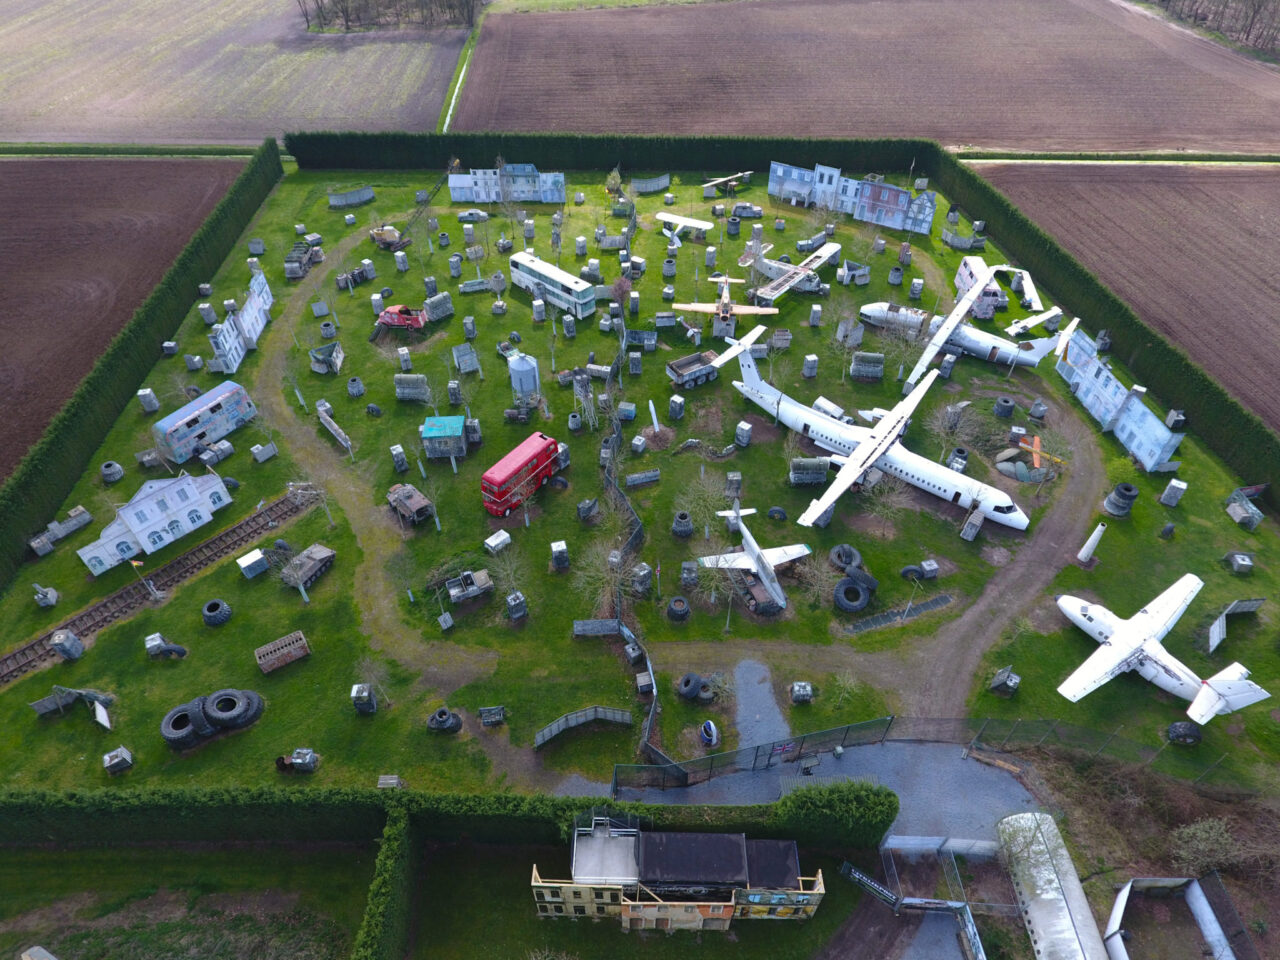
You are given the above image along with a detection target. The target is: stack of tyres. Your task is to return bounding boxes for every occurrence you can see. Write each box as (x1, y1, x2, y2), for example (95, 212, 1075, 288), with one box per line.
(161, 688, 264, 750)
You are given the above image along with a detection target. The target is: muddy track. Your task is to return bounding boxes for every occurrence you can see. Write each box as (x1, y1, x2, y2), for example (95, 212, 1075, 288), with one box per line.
(660, 391, 1108, 719)
(253, 226, 503, 723)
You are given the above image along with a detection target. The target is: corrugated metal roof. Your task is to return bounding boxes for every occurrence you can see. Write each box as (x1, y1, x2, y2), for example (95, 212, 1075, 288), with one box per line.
(419, 416, 466, 438)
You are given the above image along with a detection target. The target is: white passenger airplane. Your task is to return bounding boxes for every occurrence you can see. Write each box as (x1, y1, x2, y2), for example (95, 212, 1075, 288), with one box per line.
(698, 500, 811, 609)
(726, 325, 1030, 530)
(1056, 574, 1271, 724)
(859, 302, 1073, 374)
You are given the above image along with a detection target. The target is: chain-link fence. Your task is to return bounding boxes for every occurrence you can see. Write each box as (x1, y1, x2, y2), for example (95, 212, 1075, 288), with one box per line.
(611, 715, 1237, 794)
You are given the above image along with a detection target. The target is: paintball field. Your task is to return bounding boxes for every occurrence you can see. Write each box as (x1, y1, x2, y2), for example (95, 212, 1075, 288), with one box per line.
(974, 161, 1280, 432)
(453, 0, 1280, 152)
(0, 158, 246, 481)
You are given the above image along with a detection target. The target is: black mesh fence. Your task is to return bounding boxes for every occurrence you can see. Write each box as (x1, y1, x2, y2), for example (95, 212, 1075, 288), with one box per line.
(612, 715, 1236, 794)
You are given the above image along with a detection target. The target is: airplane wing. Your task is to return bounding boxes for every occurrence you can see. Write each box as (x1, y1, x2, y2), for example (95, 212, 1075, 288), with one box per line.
(1132, 573, 1204, 642)
(1004, 307, 1063, 338)
(728, 304, 779, 315)
(903, 263, 1004, 390)
(1057, 641, 1146, 702)
(671, 303, 719, 314)
(760, 544, 812, 568)
(655, 212, 715, 232)
(699, 553, 757, 570)
(798, 370, 939, 526)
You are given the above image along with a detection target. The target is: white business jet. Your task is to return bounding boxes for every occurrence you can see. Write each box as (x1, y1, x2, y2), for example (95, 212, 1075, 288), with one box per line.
(697, 500, 811, 610)
(726, 325, 1029, 530)
(1056, 573, 1271, 724)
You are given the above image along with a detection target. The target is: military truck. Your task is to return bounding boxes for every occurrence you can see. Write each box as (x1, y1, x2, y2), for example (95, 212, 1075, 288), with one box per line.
(281, 544, 336, 589)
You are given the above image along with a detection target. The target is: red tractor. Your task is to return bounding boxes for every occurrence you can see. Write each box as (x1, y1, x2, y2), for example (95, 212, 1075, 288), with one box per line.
(369, 305, 427, 342)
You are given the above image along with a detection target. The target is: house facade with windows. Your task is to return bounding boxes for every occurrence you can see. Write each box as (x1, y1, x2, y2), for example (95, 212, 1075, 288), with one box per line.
(767, 161, 937, 235)
(209, 270, 274, 374)
(1055, 327, 1184, 470)
(531, 816, 824, 932)
(76, 472, 232, 574)
(448, 163, 566, 204)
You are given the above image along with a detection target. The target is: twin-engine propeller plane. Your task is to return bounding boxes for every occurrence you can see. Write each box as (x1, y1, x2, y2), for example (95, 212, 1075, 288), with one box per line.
(1056, 573, 1271, 725)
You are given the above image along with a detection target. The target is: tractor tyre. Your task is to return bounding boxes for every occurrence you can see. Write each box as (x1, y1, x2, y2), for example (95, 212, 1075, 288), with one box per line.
(833, 579, 870, 613)
(202, 599, 232, 627)
(204, 689, 254, 729)
(1167, 721, 1202, 746)
(900, 565, 925, 582)
(829, 544, 856, 571)
(667, 596, 690, 622)
(845, 566, 879, 592)
(160, 704, 202, 750)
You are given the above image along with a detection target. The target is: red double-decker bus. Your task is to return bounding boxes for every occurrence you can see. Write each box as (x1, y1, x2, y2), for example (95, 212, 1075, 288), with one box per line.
(481, 431, 564, 516)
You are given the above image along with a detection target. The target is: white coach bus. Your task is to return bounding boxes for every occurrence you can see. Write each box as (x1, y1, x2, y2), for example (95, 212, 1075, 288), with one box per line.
(509, 251, 597, 319)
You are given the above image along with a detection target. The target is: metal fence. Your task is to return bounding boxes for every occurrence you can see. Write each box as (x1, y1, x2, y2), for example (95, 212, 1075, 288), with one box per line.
(611, 715, 1239, 794)
(533, 705, 632, 749)
(630, 174, 671, 194)
(1199, 870, 1262, 960)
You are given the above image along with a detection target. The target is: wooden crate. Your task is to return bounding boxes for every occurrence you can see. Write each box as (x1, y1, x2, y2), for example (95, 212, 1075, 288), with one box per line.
(254, 630, 311, 674)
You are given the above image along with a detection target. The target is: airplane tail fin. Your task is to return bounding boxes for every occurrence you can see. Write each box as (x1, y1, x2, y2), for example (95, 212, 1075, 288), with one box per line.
(1186, 662, 1271, 724)
(1022, 335, 1060, 364)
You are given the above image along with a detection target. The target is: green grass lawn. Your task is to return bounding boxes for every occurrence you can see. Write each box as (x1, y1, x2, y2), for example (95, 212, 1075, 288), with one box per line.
(0, 844, 373, 959)
(3, 161, 1277, 791)
(411, 842, 859, 960)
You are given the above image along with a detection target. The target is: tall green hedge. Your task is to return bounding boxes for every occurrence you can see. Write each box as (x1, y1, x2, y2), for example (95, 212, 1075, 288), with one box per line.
(350, 802, 416, 960)
(0, 138, 283, 591)
(925, 147, 1280, 507)
(0, 786, 385, 844)
(283, 131, 927, 175)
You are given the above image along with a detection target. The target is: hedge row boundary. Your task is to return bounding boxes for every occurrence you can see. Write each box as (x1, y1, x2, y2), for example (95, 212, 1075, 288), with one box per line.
(924, 143, 1280, 508)
(0, 782, 898, 960)
(283, 130, 1279, 507)
(0, 137, 283, 592)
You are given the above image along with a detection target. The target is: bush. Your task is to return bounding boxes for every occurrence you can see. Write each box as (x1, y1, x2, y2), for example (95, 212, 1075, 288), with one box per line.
(1169, 816, 1242, 875)
(771, 780, 900, 849)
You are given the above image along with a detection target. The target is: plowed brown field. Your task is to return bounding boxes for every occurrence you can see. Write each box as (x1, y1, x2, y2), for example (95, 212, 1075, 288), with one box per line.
(974, 162, 1280, 432)
(454, 0, 1280, 152)
(0, 158, 245, 480)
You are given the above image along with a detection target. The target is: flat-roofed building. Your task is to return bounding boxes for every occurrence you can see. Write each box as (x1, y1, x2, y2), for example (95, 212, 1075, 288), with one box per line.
(531, 816, 823, 931)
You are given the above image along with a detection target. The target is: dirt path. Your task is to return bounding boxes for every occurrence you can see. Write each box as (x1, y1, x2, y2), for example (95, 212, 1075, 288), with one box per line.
(660, 391, 1108, 719)
(253, 230, 499, 698)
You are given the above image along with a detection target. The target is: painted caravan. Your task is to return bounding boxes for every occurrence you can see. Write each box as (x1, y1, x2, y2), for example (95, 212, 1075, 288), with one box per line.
(509, 251, 596, 318)
(152, 381, 257, 464)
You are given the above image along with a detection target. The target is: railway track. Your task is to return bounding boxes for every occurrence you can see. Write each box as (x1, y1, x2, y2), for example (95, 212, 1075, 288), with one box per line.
(0, 489, 320, 688)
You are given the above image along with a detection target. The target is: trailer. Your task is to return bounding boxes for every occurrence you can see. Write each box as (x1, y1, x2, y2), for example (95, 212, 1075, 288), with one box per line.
(666, 350, 721, 388)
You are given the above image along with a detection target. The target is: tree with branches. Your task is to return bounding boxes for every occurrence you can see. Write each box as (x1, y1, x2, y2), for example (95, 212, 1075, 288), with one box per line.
(863, 475, 912, 536)
(927, 401, 982, 463)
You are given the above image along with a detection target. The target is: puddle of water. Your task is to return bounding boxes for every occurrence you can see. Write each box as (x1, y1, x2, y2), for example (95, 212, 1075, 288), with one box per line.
(733, 659, 790, 746)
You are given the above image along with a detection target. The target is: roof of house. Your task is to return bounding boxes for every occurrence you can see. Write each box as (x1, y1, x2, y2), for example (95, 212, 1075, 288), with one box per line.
(638, 832, 749, 887)
(153, 381, 245, 433)
(419, 416, 466, 439)
(745, 839, 801, 889)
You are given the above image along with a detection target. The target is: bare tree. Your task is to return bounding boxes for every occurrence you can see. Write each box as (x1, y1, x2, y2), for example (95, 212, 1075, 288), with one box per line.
(677, 468, 725, 539)
(358, 655, 393, 708)
(295, 0, 312, 28)
(574, 538, 626, 617)
(927, 401, 982, 462)
(863, 475, 912, 536)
